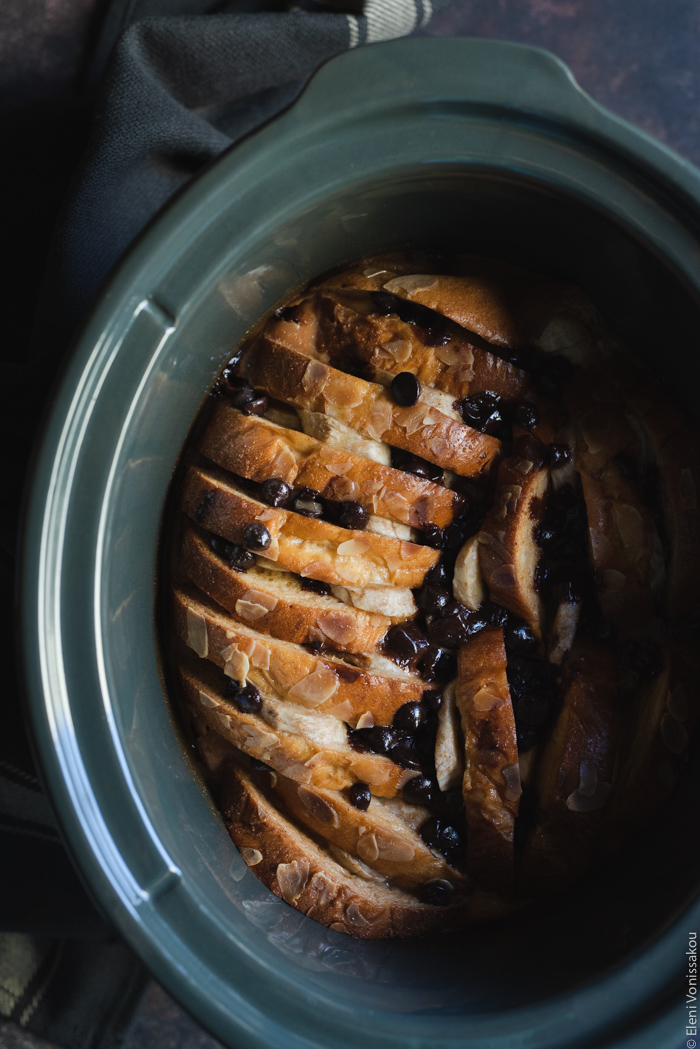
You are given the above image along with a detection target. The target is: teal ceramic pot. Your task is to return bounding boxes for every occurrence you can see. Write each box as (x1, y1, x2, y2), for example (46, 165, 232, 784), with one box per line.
(21, 37, 700, 1049)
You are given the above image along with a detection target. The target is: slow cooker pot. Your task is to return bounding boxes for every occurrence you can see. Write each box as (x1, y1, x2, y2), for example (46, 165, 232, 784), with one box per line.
(21, 37, 700, 1049)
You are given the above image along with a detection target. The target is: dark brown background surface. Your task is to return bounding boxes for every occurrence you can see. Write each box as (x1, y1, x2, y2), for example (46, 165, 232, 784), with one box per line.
(0, 2, 693, 1047)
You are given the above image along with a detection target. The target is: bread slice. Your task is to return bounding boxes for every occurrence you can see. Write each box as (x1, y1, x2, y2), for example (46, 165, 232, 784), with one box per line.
(237, 336, 501, 477)
(579, 466, 656, 639)
(601, 640, 698, 850)
(456, 627, 520, 895)
(477, 437, 549, 638)
(181, 462, 438, 589)
(180, 525, 390, 654)
(313, 294, 530, 403)
(173, 585, 426, 725)
(180, 655, 413, 797)
(519, 641, 618, 894)
(199, 405, 461, 528)
(269, 774, 460, 890)
(621, 375, 700, 618)
(213, 757, 486, 938)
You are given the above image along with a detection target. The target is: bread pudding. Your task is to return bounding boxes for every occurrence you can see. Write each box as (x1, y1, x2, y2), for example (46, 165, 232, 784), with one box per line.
(167, 251, 699, 938)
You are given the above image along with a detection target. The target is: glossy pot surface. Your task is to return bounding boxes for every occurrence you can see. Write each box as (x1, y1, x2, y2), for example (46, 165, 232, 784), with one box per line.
(22, 37, 700, 1049)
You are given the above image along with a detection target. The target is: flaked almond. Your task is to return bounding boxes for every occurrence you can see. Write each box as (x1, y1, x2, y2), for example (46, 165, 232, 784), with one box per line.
(264, 536, 280, 561)
(271, 446, 297, 479)
(589, 530, 615, 567)
(355, 711, 375, 729)
(241, 589, 278, 611)
(328, 845, 386, 882)
(502, 763, 522, 803)
(324, 378, 365, 409)
(565, 781, 611, 812)
(287, 666, 339, 706)
(489, 564, 518, 589)
(435, 343, 468, 368)
(224, 647, 250, 684)
(395, 403, 427, 435)
(577, 760, 598, 798)
(329, 922, 347, 933)
(661, 712, 689, 754)
(197, 689, 217, 710)
(383, 491, 410, 520)
(384, 274, 438, 294)
(337, 537, 371, 556)
(345, 904, 370, 928)
(426, 434, 449, 459)
(240, 847, 263, 866)
(309, 871, 336, 907)
(186, 607, 208, 658)
(300, 560, 331, 579)
(242, 639, 271, 670)
(356, 832, 380, 863)
(256, 508, 279, 522)
(514, 458, 535, 475)
(384, 338, 412, 362)
(354, 757, 394, 787)
(400, 540, 422, 560)
(326, 459, 355, 475)
(375, 834, 415, 863)
(276, 858, 310, 903)
(235, 600, 272, 620)
(367, 399, 393, 440)
(327, 699, 355, 722)
(579, 408, 611, 456)
(453, 535, 484, 611)
(601, 569, 626, 593)
(612, 503, 646, 553)
(297, 785, 340, 826)
(302, 359, 330, 395)
(331, 475, 358, 500)
(316, 612, 358, 646)
(473, 688, 502, 712)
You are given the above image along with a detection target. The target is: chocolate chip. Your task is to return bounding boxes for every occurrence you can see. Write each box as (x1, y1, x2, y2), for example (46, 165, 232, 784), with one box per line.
(419, 817, 464, 865)
(482, 601, 509, 627)
(458, 392, 506, 436)
(243, 522, 271, 551)
(348, 783, 371, 810)
(366, 726, 400, 754)
(504, 621, 538, 653)
(209, 534, 234, 560)
(504, 346, 534, 370)
(227, 384, 256, 408)
(250, 757, 271, 771)
(514, 402, 539, 431)
(232, 683, 262, 714)
(422, 524, 446, 549)
(424, 561, 449, 588)
(390, 737, 422, 770)
(548, 444, 571, 468)
(260, 478, 292, 507)
(391, 371, 421, 407)
(243, 396, 269, 416)
(427, 603, 486, 648)
(337, 501, 370, 530)
(300, 577, 331, 595)
(391, 448, 444, 483)
(421, 689, 443, 713)
(292, 487, 324, 518)
(393, 701, 427, 733)
(419, 880, 453, 906)
(403, 775, 436, 806)
(414, 584, 451, 615)
(419, 647, 457, 682)
(228, 545, 256, 571)
(385, 622, 429, 665)
(514, 693, 550, 726)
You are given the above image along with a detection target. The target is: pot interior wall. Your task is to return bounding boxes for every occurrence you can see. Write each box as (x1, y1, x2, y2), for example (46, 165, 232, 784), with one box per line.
(117, 168, 700, 1021)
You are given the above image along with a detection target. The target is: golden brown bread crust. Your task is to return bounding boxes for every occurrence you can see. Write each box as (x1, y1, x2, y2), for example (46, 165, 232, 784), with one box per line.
(270, 775, 459, 889)
(180, 525, 391, 654)
(520, 641, 618, 894)
(601, 640, 698, 849)
(180, 656, 412, 797)
(216, 758, 518, 937)
(237, 336, 501, 477)
(172, 585, 426, 725)
(199, 405, 461, 528)
(579, 467, 656, 639)
(313, 294, 531, 403)
(457, 628, 520, 895)
(181, 462, 438, 589)
(477, 436, 549, 638)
